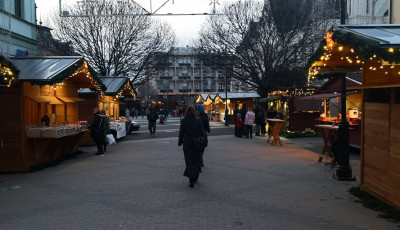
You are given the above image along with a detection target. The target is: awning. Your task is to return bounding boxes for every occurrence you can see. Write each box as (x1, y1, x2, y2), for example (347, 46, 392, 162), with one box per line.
(302, 91, 360, 100)
(27, 96, 63, 104)
(10, 56, 106, 91)
(56, 96, 75, 103)
(259, 96, 281, 103)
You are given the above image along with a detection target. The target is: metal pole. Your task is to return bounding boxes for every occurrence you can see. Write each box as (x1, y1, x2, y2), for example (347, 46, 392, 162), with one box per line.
(225, 62, 229, 126)
(340, 0, 346, 24)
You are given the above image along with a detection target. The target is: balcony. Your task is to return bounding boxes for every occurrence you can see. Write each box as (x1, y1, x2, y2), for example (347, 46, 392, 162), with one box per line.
(194, 89, 202, 92)
(203, 74, 215, 78)
(179, 89, 192, 93)
(160, 75, 173, 79)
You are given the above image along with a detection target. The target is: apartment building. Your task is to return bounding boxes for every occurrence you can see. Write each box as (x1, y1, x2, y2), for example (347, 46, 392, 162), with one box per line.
(0, 0, 37, 56)
(152, 46, 231, 106)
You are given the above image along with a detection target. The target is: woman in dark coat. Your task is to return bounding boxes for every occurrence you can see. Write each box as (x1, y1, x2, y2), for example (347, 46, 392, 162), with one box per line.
(178, 105, 205, 188)
(197, 104, 210, 170)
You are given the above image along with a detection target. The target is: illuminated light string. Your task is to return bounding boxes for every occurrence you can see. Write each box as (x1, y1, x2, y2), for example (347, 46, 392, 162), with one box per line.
(0, 64, 16, 87)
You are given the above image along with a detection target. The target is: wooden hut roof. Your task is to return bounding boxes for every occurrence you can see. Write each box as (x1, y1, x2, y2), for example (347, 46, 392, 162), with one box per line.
(10, 56, 106, 91)
(99, 77, 134, 96)
(308, 24, 400, 76)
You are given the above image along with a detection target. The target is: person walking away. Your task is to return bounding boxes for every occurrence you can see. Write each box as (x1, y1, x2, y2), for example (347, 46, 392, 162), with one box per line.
(90, 108, 106, 155)
(179, 107, 184, 120)
(178, 105, 204, 188)
(100, 110, 110, 152)
(135, 108, 139, 119)
(244, 107, 255, 138)
(233, 104, 239, 137)
(258, 106, 266, 136)
(236, 113, 243, 138)
(239, 104, 247, 138)
(254, 105, 260, 136)
(197, 103, 210, 170)
(125, 108, 130, 118)
(147, 108, 159, 137)
(164, 108, 168, 122)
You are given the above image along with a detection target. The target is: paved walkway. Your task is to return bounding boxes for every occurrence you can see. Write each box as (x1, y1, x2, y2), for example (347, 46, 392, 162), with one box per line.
(0, 134, 397, 229)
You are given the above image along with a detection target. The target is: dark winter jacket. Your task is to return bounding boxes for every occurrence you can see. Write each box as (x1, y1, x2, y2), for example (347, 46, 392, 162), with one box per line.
(147, 111, 159, 123)
(89, 113, 106, 141)
(199, 112, 210, 133)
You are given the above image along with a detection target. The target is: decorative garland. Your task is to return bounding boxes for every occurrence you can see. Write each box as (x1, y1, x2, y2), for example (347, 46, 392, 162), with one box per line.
(0, 53, 20, 76)
(27, 58, 106, 92)
(307, 28, 400, 71)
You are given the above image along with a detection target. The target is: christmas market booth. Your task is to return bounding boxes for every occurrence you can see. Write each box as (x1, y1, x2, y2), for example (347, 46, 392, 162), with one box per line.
(308, 24, 400, 208)
(78, 77, 135, 144)
(260, 88, 321, 133)
(196, 92, 259, 123)
(303, 73, 362, 147)
(0, 56, 106, 173)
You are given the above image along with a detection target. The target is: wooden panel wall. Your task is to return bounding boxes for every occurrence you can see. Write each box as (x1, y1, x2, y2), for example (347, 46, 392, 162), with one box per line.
(389, 103, 400, 208)
(362, 102, 390, 199)
(0, 83, 27, 172)
(78, 94, 98, 123)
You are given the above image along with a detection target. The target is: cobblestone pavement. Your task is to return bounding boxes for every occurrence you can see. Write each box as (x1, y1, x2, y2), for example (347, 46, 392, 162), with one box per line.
(0, 134, 398, 230)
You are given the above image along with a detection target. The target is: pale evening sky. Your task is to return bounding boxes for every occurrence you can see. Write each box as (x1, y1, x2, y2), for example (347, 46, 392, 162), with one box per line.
(35, 0, 234, 46)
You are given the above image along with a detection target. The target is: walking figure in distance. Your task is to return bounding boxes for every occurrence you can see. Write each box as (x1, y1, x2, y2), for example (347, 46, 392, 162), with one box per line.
(178, 105, 204, 188)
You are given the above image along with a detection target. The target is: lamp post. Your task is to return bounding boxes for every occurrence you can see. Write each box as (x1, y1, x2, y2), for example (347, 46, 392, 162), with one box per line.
(224, 62, 229, 126)
(334, 0, 355, 181)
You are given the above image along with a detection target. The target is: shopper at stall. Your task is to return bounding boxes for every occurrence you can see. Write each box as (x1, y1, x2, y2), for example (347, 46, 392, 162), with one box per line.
(197, 103, 210, 170)
(147, 108, 159, 137)
(233, 104, 239, 137)
(240, 104, 247, 137)
(254, 105, 260, 136)
(125, 107, 130, 118)
(178, 105, 204, 188)
(244, 107, 255, 138)
(100, 110, 110, 152)
(236, 113, 243, 138)
(90, 108, 106, 155)
(258, 106, 266, 136)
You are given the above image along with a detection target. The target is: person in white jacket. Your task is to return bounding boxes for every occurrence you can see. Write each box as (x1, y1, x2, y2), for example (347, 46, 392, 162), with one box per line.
(244, 107, 255, 138)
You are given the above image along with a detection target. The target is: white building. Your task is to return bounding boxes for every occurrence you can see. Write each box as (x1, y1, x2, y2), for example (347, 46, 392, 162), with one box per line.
(0, 0, 37, 56)
(347, 0, 388, 24)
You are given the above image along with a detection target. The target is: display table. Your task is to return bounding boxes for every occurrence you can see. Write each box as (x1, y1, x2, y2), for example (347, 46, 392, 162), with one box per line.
(110, 122, 126, 139)
(266, 119, 284, 146)
(314, 124, 338, 164)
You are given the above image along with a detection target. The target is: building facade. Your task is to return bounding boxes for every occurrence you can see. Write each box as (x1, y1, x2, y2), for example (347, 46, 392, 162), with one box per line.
(0, 0, 37, 56)
(151, 46, 231, 107)
(389, 0, 400, 23)
(347, 0, 388, 24)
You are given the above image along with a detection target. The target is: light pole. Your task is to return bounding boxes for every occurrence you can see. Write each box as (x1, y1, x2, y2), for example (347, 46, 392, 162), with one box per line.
(224, 61, 229, 126)
(334, 0, 355, 181)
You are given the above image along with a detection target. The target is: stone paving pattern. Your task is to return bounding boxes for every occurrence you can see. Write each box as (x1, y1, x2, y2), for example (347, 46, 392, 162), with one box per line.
(0, 133, 398, 229)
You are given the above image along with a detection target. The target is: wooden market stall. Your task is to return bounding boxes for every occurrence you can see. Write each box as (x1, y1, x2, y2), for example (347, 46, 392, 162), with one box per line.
(303, 74, 362, 146)
(261, 88, 321, 133)
(0, 56, 106, 172)
(196, 92, 259, 122)
(308, 24, 400, 208)
(78, 77, 135, 145)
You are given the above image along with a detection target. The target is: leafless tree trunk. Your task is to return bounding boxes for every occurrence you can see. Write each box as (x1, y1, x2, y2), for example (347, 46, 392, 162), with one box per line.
(196, 0, 337, 97)
(51, 0, 175, 84)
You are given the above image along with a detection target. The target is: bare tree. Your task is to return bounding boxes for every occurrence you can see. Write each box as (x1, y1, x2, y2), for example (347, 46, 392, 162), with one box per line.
(51, 0, 175, 83)
(196, 0, 337, 97)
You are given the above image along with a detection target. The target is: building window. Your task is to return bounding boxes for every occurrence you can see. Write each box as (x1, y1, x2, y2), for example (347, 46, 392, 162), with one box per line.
(182, 66, 187, 76)
(348, 0, 351, 15)
(194, 83, 199, 90)
(14, 0, 22, 17)
(218, 83, 224, 90)
(163, 69, 169, 76)
(366, 0, 369, 14)
(217, 72, 222, 77)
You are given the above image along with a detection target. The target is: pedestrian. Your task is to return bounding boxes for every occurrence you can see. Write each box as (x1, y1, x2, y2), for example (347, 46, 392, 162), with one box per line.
(254, 105, 260, 136)
(239, 104, 247, 137)
(179, 107, 184, 120)
(141, 108, 145, 118)
(135, 109, 139, 119)
(197, 103, 210, 170)
(244, 107, 255, 138)
(178, 105, 204, 188)
(236, 113, 243, 138)
(147, 108, 159, 137)
(89, 108, 106, 155)
(125, 107, 130, 118)
(164, 108, 168, 122)
(258, 106, 266, 136)
(100, 110, 110, 152)
(233, 104, 239, 137)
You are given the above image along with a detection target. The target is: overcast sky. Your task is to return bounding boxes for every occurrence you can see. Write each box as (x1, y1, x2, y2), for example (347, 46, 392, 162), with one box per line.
(35, 0, 233, 46)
